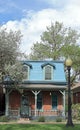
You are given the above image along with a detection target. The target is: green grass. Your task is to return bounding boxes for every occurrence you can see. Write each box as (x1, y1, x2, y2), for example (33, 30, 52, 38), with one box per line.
(0, 124, 80, 130)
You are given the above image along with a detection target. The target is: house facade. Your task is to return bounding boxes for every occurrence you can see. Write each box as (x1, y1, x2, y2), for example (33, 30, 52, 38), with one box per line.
(72, 82, 80, 104)
(4, 60, 67, 118)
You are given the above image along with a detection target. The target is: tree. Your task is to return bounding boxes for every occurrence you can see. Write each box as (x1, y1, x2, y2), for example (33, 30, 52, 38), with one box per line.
(4, 61, 26, 83)
(0, 27, 24, 82)
(29, 21, 80, 82)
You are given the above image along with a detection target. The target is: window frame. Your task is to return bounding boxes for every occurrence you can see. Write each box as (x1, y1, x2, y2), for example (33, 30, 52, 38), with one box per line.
(52, 94, 58, 110)
(23, 64, 30, 80)
(44, 65, 53, 80)
(37, 93, 43, 110)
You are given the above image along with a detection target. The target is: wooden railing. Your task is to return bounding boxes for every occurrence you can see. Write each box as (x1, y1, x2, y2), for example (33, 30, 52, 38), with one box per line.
(30, 109, 63, 116)
(8, 108, 63, 117)
(9, 108, 20, 117)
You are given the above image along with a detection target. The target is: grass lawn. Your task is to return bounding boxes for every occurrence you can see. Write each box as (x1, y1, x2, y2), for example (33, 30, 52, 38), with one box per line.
(0, 124, 80, 130)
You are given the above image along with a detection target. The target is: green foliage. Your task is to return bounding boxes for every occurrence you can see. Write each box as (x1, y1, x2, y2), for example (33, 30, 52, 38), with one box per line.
(29, 21, 80, 83)
(0, 28, 22, 67)
(72, 103, 80, 120)
(4, 61, 26, 82)
(0, 116, 9, 122)
(30, 21, 80, 61)
(38, 116, 45, 122)
(56, 117, 62, 122)
(0, 27, 25, 82)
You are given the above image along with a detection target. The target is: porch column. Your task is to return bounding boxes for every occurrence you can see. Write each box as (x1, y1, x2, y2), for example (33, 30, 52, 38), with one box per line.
(63, 90, 65, 117)
(5, 89, 9, 116)
(32, 90, 40, 116)
(60, 90, 65, 118)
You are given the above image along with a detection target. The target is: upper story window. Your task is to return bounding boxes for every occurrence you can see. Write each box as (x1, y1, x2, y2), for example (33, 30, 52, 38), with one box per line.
(22, 63, 32, 80)
(23, 65, 29, 80)
(44, 65, 52, 80)
(41, 62, 55, 81)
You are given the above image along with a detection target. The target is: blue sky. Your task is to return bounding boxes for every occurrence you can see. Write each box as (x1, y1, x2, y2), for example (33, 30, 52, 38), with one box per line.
(0, 0, 53, 23)
(0, 0, 67, 24)
(1, 0, 80, 54)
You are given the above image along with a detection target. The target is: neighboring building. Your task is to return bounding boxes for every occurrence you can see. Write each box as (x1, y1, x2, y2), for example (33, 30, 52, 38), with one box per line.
(4, 60, 67, 118)
(72, 82, 80, 104)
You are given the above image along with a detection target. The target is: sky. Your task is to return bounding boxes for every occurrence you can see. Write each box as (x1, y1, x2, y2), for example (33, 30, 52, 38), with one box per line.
(0, 0, 80, 54)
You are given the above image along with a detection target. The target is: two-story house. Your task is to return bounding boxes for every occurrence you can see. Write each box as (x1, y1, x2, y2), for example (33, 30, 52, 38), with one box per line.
(4, 60, 67, 119)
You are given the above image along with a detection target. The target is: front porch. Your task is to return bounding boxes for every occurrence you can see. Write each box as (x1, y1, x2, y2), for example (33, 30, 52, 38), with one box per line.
(5, 88, 66, 118)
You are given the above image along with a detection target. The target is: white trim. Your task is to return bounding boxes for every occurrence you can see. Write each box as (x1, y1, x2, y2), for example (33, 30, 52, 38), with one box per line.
(32, 90, 40, 116)
(43, 65, 53, 80)
(59, 90, 65, 117)
(23, 65, 30, 80)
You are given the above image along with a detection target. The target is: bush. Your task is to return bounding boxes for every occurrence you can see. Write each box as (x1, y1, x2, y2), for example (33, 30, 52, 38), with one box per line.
(56, 117, 62, 122)
(0, 116, 9, 122)
(38, 116, 45, 122)
(72, 103, 80, 120)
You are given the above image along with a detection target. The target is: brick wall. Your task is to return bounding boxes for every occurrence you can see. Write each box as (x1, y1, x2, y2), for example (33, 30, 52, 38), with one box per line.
(43, 91, 52, 110)
(9, 90, 21, 109)
(73, 92, 80, 104)
(9, 90, 63, 111)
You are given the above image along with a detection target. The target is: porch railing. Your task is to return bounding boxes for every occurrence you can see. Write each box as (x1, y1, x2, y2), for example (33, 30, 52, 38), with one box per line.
(9, 108, 20, 117)
(8, 108, 63, 117)
(30, 109, 63, 117)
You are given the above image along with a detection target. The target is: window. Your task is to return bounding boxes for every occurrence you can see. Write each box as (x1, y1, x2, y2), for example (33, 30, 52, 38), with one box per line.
(37, 93, 42, 110)
(52, 94, 57, 109)
(23, 65, 29, 80)
(44, 65, 52, 80)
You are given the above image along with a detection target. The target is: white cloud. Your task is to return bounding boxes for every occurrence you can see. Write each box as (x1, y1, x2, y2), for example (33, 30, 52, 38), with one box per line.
(38, 0, 69, 8)
(2, 0, 80, 55)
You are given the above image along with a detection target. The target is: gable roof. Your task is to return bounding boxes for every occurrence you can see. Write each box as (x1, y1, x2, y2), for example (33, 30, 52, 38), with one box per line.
(22, 62, 32, 68)
(41, 62, 56, 69)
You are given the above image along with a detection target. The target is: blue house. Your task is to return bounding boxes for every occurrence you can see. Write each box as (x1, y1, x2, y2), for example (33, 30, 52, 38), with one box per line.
(5, 60, 66, 118)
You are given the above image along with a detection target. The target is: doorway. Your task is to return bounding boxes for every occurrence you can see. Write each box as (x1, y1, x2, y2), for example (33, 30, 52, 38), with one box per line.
(20, 95, 29, 117)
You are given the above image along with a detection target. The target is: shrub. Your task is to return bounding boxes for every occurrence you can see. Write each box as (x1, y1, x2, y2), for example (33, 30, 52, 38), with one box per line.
(38, 116, 45, 122)
(72, 103, 80, 120)
(56, 117, 62, 122)
(0, 116, 9, 122)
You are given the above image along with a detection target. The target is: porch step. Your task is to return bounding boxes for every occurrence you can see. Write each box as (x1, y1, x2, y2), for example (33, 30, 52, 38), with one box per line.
(17, 118, 30, 123)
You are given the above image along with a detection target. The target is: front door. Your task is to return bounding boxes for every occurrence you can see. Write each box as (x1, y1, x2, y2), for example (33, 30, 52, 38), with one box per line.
(20, 95, 29, 117)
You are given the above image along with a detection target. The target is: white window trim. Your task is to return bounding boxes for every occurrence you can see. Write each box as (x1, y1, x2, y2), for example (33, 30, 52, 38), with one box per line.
(43, 65, 53, 80)
(23, 65, 30, 80)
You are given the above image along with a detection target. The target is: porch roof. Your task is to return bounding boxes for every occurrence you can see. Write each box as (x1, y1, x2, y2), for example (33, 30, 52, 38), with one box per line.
(19, 84, 66, 90)
(22, 80, 67, 85)
(4, 80, 67, 90)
